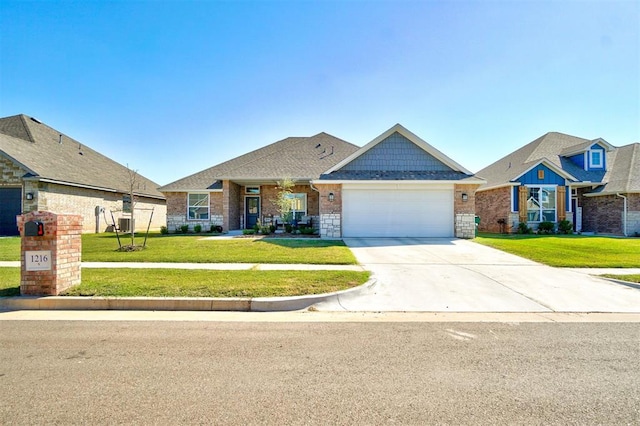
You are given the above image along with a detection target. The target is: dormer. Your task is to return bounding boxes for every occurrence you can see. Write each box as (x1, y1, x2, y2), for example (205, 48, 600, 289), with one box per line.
(560, 138, 614, 172)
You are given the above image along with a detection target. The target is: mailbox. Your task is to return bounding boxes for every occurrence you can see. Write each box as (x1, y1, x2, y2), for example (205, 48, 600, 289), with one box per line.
(25, 220, 45, 237)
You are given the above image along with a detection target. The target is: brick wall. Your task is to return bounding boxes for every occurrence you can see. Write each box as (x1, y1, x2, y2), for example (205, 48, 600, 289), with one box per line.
(475, 186, 513, 233)
(581, 193, 640, 235)
(315, 183, 342, 238)
(223, 181, 241, 230)
(17, 211, 82, 295)
(581, 194, 623, 234)
(32, 182, 166, 233)
(165, 191, 224, 232)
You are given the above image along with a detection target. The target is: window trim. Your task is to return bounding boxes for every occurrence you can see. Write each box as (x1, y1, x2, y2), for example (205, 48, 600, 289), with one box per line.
(589, 149, 604, 169)
(245, 186, 260, 195)
(525, 185, 557, 223)
(285, 193, 308, 221)
(187, 192, 210, 221)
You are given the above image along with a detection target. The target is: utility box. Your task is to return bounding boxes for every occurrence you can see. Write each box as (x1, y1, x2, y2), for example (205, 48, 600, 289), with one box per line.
(118, 217, 134, 233)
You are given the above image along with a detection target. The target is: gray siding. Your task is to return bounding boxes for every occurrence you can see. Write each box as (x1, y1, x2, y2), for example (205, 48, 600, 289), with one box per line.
(340, 132, 454, 172)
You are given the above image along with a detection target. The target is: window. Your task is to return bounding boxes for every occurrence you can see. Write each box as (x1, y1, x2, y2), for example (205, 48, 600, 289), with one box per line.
(245, 186, 260, 194)
(589, 150, 603, 168)
(188, 193, 209, 220)
(526, 186, 556, 222)
(285, 193, 307, 222)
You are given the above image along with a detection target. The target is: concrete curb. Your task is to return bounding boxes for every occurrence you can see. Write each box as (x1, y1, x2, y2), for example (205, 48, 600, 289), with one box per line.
(0, 277, 378, 312)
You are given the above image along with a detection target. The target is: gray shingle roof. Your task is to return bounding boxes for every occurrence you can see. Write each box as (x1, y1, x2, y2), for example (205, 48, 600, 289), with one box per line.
(159, 132, 360, 191)
(0, 114, 164, 199)
(476, 132, 639, 194)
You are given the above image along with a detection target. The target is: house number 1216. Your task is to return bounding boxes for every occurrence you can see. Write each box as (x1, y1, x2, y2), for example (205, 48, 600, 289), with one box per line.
(25, 250, 52, 271)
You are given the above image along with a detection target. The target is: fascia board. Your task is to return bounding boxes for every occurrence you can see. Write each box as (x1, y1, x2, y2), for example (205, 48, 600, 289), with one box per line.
(476, 182, 520, 192)
(311, 179, 485, 185)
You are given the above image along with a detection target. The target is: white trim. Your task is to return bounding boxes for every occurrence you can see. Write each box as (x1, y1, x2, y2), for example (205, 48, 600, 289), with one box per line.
(511, 159, 578, 183)
(524, 184, 558, 223)
(161, 189, 223, 193)
(589, 149, 604, 169)
(476, 182, 520, 193)
(187, 192, 210, 221)
(323, 124, 474, 175)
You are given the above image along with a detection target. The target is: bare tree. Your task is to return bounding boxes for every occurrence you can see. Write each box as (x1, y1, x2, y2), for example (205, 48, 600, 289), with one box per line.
(125, 165, 139, 248)
(271, 178, 295, 225)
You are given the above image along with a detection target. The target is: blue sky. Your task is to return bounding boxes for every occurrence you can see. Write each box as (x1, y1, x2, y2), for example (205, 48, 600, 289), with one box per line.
(1, 0, 638, 186)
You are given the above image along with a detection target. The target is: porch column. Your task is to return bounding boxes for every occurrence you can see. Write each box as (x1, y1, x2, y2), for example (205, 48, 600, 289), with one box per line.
(518, 186, 528, 223)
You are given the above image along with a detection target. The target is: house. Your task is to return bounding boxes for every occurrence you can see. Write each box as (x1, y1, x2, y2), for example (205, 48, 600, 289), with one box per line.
(0, 114, 166, 236)
(160, 124, 484, 238)
(475, 131, 640, 236)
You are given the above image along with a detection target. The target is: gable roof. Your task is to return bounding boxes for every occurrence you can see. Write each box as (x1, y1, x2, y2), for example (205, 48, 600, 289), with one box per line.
(0, 114, 164, 199)
(476, 132, 608, 191)
(319, 124, 483, 182)
(476, 132, 639, 194)
(159, 132, 359, 191)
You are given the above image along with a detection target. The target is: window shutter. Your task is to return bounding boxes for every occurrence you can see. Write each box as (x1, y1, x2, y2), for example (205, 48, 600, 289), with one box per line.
(557, 186, 566, 221)
(518, 186, 528, 223)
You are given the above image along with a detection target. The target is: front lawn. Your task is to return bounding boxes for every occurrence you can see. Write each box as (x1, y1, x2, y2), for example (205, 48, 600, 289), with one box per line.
(0, 233, 357, 264)
(474, 233, 640, 268)
(601, 274, 640, 284)
(0, 267, 370, 298)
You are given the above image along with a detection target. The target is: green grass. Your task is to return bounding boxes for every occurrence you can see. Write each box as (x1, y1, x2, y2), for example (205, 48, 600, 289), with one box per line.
(474, 233, 640, 268)
(0, 233, 357, 264)
(0, 267, 370, 298)
(601, 274, 640, 284)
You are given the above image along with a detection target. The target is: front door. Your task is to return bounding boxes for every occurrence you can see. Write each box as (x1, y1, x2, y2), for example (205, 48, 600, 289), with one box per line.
(245, 196, 260, 229)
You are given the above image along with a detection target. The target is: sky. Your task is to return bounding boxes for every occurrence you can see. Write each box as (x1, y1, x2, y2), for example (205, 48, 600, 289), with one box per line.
(1, 0, 638, 186)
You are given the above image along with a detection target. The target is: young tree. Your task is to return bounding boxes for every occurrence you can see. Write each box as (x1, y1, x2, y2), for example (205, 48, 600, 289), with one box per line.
(272, 178, 295, 225)
(125, 165, 139, 248)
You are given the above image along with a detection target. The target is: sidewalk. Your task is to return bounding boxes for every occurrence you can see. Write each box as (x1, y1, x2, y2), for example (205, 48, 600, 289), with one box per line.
(0, 261, 364, 271)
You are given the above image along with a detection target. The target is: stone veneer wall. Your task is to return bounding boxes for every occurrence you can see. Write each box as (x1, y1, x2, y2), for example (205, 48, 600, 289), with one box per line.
(1, 156, 24, 185)
(475, 186, 513, 233)
(316, 184, 342, 238)
(454, 183, 480, 239)
(165, 192, 223, 232)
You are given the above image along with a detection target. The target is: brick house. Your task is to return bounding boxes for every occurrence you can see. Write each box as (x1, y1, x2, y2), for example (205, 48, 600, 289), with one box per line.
(160, 124, 484, 238)
(0, 114, 166, 235)
(475, 131, 640, 236)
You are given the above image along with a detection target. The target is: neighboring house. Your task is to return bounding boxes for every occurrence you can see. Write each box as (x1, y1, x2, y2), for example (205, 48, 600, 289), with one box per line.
(475, 132, 640, 236)
(160, 124, 484, 238)
(0, 114, 166, 236)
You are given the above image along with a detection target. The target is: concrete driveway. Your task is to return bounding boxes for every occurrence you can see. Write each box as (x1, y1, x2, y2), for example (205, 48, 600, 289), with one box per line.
(313, 238, 640, 312)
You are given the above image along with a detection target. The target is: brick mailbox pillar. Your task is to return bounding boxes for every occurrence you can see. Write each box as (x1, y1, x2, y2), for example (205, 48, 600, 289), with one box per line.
(16, 211, 83, 296)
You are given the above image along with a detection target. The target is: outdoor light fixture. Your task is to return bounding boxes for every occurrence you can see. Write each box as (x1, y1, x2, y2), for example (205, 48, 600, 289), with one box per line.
(328, 192, 335, 202)
(25, 193, 34, 200)
(461, 193, 468, 202)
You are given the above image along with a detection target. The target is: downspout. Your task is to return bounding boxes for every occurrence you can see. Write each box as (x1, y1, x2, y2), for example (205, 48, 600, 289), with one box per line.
(616, 193, 627, 237)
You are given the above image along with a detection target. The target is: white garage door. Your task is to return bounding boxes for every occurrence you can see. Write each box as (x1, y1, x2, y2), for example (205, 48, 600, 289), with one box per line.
(342, 184, 454, 237)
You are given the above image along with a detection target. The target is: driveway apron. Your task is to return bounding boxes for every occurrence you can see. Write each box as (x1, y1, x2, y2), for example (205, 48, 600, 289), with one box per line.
(313, 238, 640, 312)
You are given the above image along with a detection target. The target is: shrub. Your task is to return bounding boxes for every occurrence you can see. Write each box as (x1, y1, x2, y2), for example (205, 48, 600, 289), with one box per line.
(210, 225, 223, 233)
(160, 226, 169, 235)
(260, 225, 272, 235)
(242, 229, 256, 235)
(558, 220, 573, 234)
(517, 222, 532, 234)
(269, 225, 276, 233)
(194, 224, 202, 233)
(538, 221, 555, 234)
(285, 224, 293, 233)
(180, 224, 189, 234)
(299, 227, 316, 235)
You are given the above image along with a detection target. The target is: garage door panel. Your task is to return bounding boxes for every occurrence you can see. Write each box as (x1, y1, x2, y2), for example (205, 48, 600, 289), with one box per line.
(343, 187, 453, 238)
(0, 188, 22, 236)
